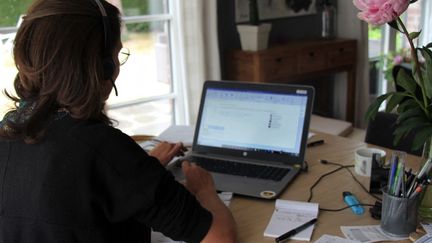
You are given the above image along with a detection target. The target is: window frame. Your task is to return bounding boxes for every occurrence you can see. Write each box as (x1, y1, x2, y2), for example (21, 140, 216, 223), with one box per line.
(107, 0, 189, 126)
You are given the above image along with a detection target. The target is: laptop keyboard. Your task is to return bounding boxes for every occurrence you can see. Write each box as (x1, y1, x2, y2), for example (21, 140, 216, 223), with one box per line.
(187, 157, 290, 181)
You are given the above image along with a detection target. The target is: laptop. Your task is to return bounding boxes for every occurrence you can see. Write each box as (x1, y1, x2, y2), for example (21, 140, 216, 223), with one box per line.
(170, 80, 314, 199)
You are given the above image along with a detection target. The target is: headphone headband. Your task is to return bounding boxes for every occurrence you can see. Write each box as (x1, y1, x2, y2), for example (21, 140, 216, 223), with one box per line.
(92, 0, 108, 49)
(92, 0, 107, 16)
(92, 0, 118, 96)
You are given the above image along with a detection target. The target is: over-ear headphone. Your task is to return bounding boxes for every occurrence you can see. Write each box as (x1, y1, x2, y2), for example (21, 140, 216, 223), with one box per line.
(92, 0, 118, 96)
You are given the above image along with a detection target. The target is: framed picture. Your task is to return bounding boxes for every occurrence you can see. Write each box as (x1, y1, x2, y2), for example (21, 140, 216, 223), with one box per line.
(235, 0, 317, 23)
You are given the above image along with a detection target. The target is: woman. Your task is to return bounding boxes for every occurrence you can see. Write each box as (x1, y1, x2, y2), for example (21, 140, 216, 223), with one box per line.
(0, 0, 236, 242)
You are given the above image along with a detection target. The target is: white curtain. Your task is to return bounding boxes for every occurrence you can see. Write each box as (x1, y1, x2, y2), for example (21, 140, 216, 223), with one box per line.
(334, 0, 369, 128)
(420, 0, 432, 47)
(173, 0, 220, 125)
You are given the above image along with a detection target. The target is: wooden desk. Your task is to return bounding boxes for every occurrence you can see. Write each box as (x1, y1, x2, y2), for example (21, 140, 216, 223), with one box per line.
(225, 39, 357, 123)
(230, 132, 422, 242)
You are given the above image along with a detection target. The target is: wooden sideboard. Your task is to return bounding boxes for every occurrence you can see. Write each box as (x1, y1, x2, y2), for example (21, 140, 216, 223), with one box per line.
(225, 38, 357, 123)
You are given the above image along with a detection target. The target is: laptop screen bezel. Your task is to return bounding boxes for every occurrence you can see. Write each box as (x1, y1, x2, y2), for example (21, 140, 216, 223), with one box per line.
(191, 80, 315, 165)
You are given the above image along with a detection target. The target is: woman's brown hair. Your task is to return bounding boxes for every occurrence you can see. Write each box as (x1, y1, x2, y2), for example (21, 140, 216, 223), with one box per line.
(0, 0, 121, 143)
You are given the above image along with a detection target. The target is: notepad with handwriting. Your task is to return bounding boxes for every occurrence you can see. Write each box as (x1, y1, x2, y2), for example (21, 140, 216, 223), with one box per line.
(264, 199, 319, 241)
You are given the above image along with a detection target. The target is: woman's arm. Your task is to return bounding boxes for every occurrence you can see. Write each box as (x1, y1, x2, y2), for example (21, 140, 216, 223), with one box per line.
(181, 161, 237, 243)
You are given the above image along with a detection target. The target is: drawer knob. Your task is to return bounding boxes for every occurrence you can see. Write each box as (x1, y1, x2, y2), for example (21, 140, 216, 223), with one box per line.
(309, 52, 315, 57)
(275, 58, 283, 62)
(339, 48, 344, 52)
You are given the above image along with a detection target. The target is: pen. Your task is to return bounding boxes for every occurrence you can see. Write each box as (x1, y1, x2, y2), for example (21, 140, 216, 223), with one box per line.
(275, 218, 317, 243)
(417, 158, 432, 180)
(307, 139, 324, 147)
(409, 184, 425, 199)
(388, 156, 399, 194)
(394, 162, 405, 196)
(401, 164, 407, 198)
(406, 173, 415, 196)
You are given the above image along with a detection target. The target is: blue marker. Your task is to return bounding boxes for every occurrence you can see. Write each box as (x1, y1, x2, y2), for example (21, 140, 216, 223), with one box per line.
(343, 191, 364, 215)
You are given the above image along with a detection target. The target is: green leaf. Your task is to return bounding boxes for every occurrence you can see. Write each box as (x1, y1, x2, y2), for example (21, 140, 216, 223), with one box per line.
(394, 119, 427, 135)
(397, 99, 418, 113)
(396, 68, 418, 95)
(394, 127, 412, 145)
(386, 93, 405, 113)
(365, 93, 392, 122)
(394, 131, 405, 145)
(409, 31, 421, 40)
(412, 126, 432, 150)
(421, 47, 432, 67)
(393, 122, 430, 147)
(387, 20, 401, 32)
(403, 116, 429, 124)
(397, 106, 423, 123)
(393, 118, 427, 145)
(420, 48, 432, 98)
(398, 117, 428, 129)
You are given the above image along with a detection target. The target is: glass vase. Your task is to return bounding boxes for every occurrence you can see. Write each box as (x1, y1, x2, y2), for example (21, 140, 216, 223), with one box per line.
(418, 137, 432, 221)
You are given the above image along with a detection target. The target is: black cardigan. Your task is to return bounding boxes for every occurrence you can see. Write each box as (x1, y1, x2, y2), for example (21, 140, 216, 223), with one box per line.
(0, 116, 212, 243)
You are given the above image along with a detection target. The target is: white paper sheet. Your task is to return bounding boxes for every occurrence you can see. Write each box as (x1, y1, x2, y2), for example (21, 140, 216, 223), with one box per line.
(156, 125, 194, 147)
(341, 225, 408, 243)
(422, 223, 432, 235)
(218, 191, 233, 206)
(308, 132, 316, 139)
(314, 234, 360, 243)
(415, 233, 432, 243)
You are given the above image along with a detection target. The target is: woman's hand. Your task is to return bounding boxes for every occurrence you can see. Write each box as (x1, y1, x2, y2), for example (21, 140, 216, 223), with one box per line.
(181, 161, 216, 199)
(149, 141, 186, 166)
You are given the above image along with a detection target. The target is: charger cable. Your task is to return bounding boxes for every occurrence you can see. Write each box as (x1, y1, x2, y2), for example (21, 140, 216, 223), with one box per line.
(307, 159, 380, 212)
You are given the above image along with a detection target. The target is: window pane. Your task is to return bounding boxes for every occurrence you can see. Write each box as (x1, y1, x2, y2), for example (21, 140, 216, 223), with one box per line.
(0, 43, 16, 116)
(0, 0, 32, 27)
(107, 20, 172, 106)
(368, 25, 382, 58)
(107, 99, 174, 136)
(108, 0, 168, 16)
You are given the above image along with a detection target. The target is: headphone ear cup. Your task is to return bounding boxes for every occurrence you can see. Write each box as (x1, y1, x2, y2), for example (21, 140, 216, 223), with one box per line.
(102, 58, 115, 80)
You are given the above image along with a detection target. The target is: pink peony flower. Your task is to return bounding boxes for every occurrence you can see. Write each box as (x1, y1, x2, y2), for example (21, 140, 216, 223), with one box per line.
(353, 0, 410, 25)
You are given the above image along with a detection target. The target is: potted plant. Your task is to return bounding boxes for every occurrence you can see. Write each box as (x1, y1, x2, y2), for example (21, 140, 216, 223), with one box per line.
(237, 0, 272, 51)
(354, 0, 432, 219)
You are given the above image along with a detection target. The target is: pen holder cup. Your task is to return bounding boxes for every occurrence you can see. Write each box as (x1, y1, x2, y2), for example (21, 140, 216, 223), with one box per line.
(380, 187, 420, 237)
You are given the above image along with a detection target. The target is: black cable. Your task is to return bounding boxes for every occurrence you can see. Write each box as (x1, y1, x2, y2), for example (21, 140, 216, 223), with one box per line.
(307, 159, 382, 212)
(307, 165, 346, 202)
(320, 203, 375, 212)
(324, 160, 382, 202)
(343, 164, 382, 201)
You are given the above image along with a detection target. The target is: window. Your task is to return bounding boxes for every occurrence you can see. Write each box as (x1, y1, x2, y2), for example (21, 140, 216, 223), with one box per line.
(107, 0, 187, 136)
(0, 1, 30, 116)
(0, 0, 185, 136)
(368, 1, 423, 97)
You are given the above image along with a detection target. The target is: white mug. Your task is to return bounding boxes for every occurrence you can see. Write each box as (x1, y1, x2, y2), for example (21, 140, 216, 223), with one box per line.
(354, 148, 386, 177)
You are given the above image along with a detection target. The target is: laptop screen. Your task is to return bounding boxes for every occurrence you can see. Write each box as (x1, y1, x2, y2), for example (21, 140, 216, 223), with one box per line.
(196, 84, 310, 157)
